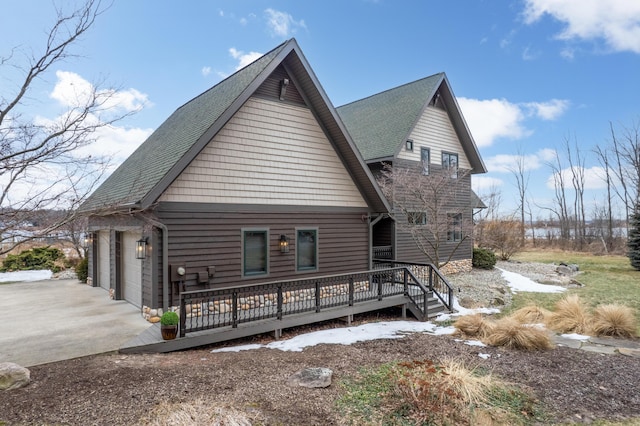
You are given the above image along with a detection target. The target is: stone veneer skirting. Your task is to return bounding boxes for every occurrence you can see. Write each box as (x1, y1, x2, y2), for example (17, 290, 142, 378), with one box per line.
(438, 259, 472, 275)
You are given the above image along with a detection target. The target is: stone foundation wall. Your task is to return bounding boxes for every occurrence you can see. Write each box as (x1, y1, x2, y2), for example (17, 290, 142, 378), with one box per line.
(439, 259, 472, 275)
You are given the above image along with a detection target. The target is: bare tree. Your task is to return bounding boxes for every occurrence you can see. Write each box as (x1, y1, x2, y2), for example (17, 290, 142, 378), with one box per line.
(473, 185, 503, 248)
(563, 135, 587, 249)
(507, 147, 529, 246)
(377, 162, 473, 268)
(608, 120, 640, 225)
(594, 144, 616, 252)
(0, 0, 135, 255)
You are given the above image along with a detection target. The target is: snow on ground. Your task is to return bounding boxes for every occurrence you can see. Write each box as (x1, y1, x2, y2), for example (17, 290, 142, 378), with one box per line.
(0, 270, 52, 283)
(561, 333, 591, 341)
(212, 268, 564, 353)
(498, 268, 566, 294)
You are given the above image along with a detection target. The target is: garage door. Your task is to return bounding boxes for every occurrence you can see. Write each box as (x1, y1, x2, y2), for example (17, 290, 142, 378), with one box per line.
(98, 231, 110, 291)
(122, 232, 142, 307)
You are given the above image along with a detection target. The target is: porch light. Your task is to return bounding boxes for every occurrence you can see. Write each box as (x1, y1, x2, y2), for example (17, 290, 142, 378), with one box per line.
(83, 233, 93, 249)
(136, 237, 148, 259)
(279, 234, 289, 253)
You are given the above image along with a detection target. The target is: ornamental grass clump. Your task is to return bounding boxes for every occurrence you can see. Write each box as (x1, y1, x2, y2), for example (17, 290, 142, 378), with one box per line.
(453, 314, 495, 339)
(590, 304, 638, 338)
(484, 317, 553, 350)
(509, 304, 552, 325)
(546, 294, 590, 334)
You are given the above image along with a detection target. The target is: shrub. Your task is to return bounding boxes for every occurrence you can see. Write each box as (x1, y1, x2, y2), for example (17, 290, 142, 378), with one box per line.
(75, 257, 89, 283)
(591, 304, 637, 338)
(484, 317, 553, 350)
(0, 246, 65, 272)
(481, 220, 522, 260)
(546, 294, 590, 334)
(161, 311, 179, 326)
(454, 314, 495, 339)
(472, 247, 496, 269)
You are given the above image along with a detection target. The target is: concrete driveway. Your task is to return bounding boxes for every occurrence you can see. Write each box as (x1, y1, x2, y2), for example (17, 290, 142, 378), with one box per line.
(1, 279, 151, 367)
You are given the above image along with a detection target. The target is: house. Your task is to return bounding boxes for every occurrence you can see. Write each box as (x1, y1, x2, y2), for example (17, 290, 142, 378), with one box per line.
(336, 74, 487, 274)
(80, 39, 391, 313)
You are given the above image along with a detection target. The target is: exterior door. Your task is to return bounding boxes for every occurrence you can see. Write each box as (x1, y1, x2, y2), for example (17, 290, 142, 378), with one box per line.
(122, 231, 142, 307)
(98, 231, 110, 291)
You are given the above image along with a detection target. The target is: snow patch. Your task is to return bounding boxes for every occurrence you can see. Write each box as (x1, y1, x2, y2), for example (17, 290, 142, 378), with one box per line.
(0, 270, 53, 283)
(498, 268, 566, 294)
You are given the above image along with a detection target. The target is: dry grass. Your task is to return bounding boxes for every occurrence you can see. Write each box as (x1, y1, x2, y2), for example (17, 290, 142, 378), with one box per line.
(484, 317, 554, 350)
(546, 294, 590, 334)
(591, 304, 638, 338)
(454, 314, 496, 339)
(508, 304, 552, 324)
(440, 359, 494, 406)
(137, 398, 260, 426)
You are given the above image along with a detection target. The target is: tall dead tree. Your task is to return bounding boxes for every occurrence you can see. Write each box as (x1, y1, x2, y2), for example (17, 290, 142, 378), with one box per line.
(507, 147, 529, 247)
(608, 120, 640, 226)
(377, 162, 473, 268)
(0, 0, 134, 255)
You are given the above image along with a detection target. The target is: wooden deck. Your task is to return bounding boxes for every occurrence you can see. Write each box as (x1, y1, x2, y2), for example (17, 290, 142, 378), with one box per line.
(120, 294, 445, 354)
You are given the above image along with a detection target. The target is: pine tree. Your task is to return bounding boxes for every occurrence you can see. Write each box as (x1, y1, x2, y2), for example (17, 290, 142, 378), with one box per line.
(628, 204, 640, 271)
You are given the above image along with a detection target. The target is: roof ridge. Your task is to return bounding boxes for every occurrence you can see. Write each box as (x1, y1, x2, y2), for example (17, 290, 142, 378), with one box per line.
(337, 72, 444, 109)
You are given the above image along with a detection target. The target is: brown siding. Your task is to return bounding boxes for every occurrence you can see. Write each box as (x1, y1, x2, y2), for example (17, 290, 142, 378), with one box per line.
(153, 204, 370, 307)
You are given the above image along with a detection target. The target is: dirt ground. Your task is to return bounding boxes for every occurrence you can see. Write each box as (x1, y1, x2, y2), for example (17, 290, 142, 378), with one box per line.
(1, 313, 639, 426)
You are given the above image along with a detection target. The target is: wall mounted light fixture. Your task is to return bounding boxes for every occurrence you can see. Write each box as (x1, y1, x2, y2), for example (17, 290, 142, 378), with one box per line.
(136, 237, 148, 259)
(279, 234, 289, 253)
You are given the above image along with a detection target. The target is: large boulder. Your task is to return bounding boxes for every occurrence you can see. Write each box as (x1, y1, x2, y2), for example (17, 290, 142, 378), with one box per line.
(0, 362, 30, 390)
(287, 367, 332, 388)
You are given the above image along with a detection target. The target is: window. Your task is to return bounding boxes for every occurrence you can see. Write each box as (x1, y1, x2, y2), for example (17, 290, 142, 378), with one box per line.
(296, 229, 318, 271)
(447, 213, 463, 242)
(442, 152, 458, 178)
(405, 139, 414, 151)
(242, 229, 268, 276)
(421, 147, 430, 175)
(407, 212, 427, 225)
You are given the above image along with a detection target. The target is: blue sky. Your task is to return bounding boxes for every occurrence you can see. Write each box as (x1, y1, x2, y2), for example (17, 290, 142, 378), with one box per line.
(2, 0, 640, 219)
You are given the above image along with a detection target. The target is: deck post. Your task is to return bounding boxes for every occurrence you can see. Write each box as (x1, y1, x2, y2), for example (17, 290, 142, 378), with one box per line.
(232, 291, 238, 328)
(315, 281, 321, 313)
(274, 328, 282, 339)
(277, 286, 283, 320)
(348, 277, 354, 306)
(179, 295, 187, 338)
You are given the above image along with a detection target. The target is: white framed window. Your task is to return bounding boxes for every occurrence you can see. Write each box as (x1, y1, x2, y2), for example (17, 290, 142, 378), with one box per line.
(242, 228, 269, 277)
(296, 228, 318, 272)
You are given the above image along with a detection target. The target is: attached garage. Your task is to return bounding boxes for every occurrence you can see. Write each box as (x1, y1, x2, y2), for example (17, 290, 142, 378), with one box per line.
(121, 231, 142, 308)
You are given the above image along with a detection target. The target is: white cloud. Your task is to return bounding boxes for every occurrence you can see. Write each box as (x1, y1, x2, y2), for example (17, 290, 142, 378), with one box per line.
(472, 176, 504, 192)
(229, 47, 263, 70)
(265, 8, 306, 38)
(458, 97, 570, 147)
(523, 99, 570, 120)
(457, 97, 530, 147)
(546, 166, 608, 190)
(484, 149, 557, 173)
(201, 66, 211, 77)
(50, 71, 150, 113)
(523, 0, 640, 54)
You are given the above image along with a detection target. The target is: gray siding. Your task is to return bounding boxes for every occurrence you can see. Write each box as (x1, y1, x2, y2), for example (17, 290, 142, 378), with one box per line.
(152, 204, 370, 307)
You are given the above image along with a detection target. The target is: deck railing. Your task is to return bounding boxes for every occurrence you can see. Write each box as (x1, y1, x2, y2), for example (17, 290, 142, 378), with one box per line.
(178, 267, 427, 337)
(373, 259, 454, 311)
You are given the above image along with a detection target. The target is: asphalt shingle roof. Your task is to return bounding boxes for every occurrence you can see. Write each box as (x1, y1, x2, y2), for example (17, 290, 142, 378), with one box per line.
(80, 41, 288, 212)
(336, 73, 443, 161)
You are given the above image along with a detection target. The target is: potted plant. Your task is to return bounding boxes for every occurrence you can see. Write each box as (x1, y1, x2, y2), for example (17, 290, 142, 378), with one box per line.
(160, 311, 179, 340)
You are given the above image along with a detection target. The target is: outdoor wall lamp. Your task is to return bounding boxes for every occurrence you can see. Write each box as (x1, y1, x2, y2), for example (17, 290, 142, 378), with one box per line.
(83, 233, 93, 249)
(279, 234, 289, 253)
(136, 237, 148, 259)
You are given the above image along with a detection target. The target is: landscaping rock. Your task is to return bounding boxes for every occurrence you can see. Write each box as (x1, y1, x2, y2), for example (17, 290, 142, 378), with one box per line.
(287, 367, 332, 388)
(0, 362, 30, 390)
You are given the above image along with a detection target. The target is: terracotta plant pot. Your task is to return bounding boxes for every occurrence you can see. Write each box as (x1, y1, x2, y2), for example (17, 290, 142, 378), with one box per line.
(161, 324, 178, 340)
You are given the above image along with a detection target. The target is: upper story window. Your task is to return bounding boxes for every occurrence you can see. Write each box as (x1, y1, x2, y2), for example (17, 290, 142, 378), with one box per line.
(442, 152, 458, 178)
(407, 212, 427, 225)
(242, 229, 269, 277)
(421, 147, 430, 175)
(296, 228, 318, 271)
(447, 213, 463, 242)
(405, 139, 414, 151)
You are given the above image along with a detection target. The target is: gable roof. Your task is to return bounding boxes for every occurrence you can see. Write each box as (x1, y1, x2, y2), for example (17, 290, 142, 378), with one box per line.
(336, 73, 487, 174)
(81, 39, 390, 213)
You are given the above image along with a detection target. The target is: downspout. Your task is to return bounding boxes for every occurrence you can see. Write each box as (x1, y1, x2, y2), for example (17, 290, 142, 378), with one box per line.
(144, 217, 170, 311)
(369, 213, 386, 269)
